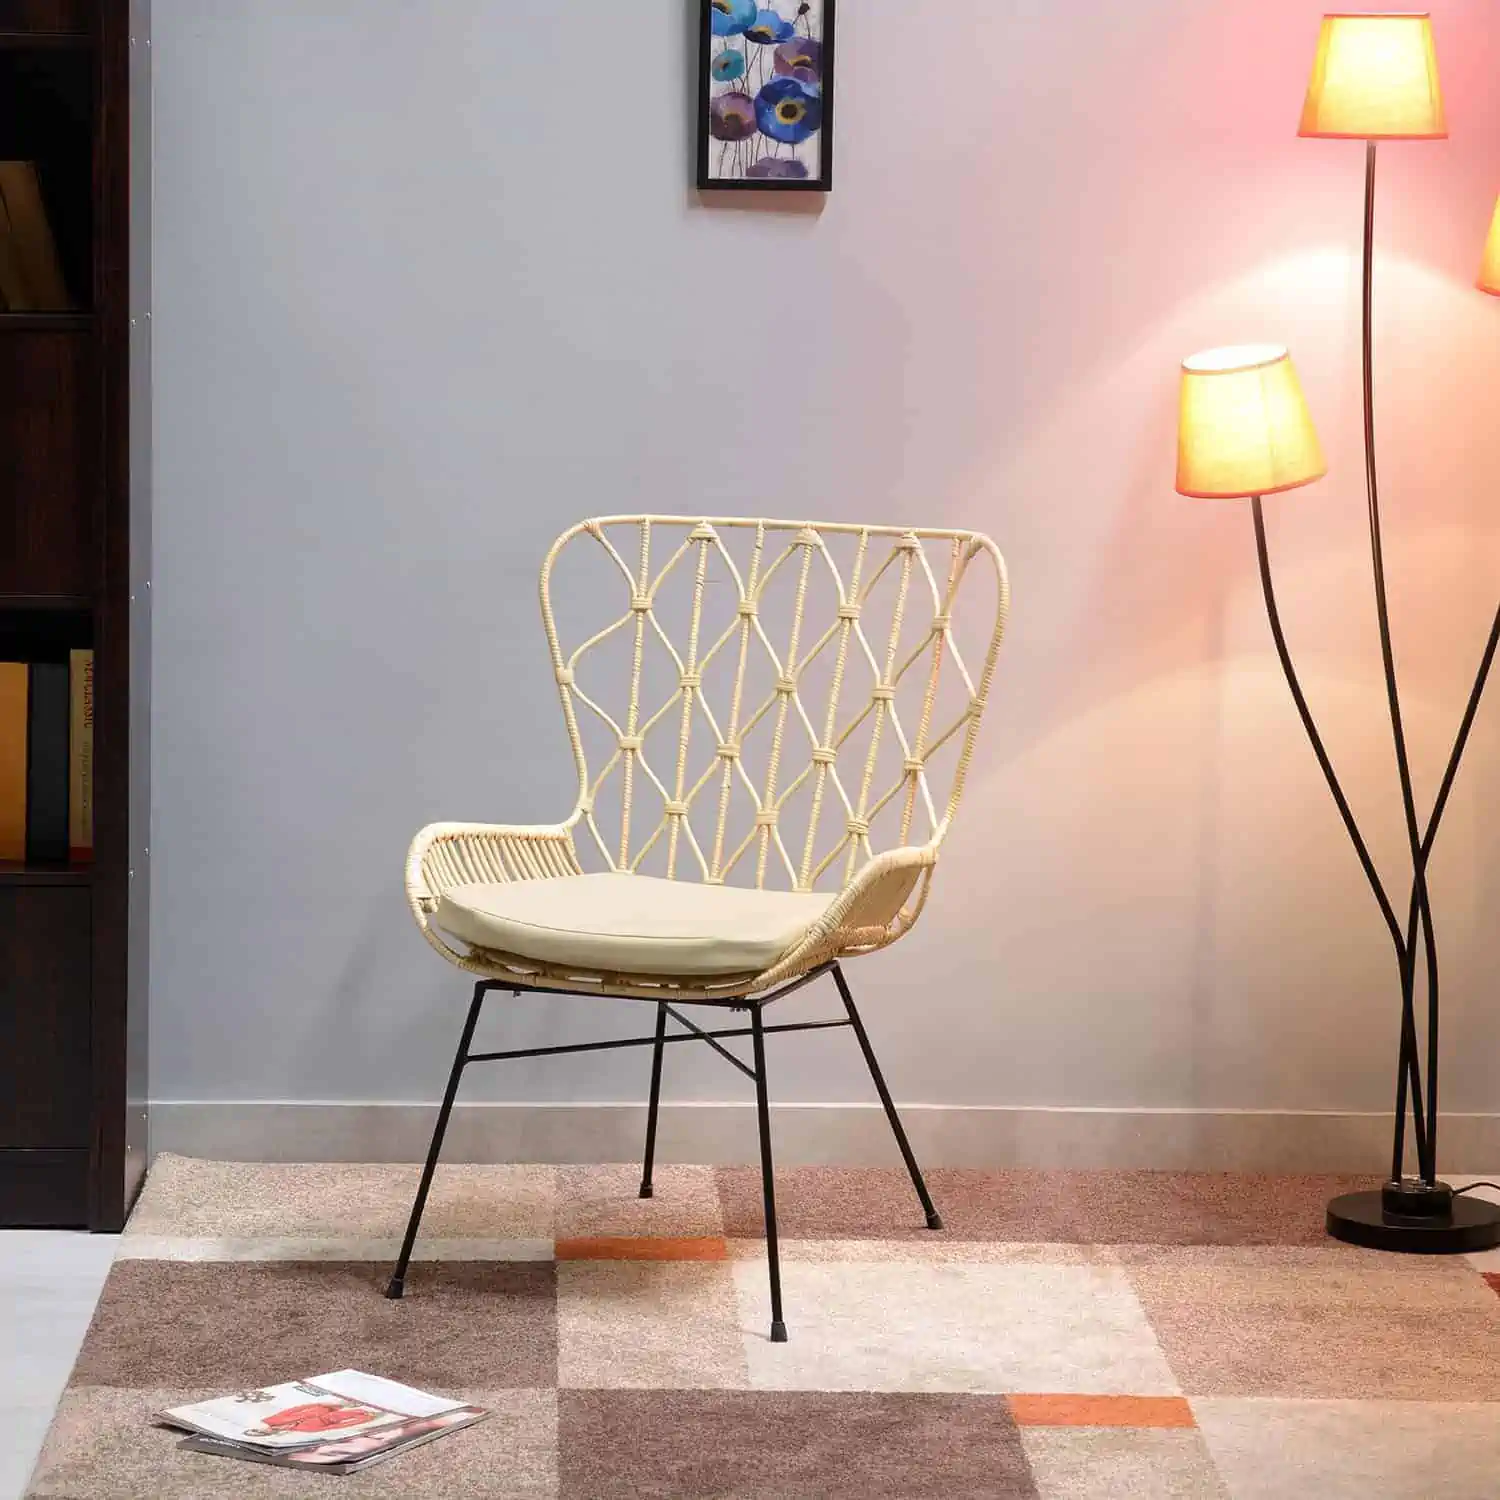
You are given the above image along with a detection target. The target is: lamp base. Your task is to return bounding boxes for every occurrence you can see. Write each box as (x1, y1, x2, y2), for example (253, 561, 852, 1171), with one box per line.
(1327, 1179, 1500, 1254)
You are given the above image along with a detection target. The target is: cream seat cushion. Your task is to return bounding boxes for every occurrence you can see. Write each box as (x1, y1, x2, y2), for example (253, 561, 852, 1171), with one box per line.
(434, 872, 835, 978)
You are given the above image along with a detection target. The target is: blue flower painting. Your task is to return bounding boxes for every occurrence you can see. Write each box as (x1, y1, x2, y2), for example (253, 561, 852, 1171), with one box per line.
(754, 76, 821, 143)
(699, 0, 832, 190)
(710, 0, 757, 36)
(711, 49, 747, 82)
(744, 9, 796, 44)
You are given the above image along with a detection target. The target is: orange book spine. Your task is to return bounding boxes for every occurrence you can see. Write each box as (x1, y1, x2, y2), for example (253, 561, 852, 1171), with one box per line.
(0, 662, 27, 861)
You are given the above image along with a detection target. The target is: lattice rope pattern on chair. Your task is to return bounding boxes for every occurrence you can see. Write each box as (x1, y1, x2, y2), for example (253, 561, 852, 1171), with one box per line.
(407, 517, 1010, 1003)
(391, 517, 1009, 1341)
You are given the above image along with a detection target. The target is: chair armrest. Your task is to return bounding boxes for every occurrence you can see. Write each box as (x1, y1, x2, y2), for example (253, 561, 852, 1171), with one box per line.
(405, 821, 582, 922)
(821, 843, 937, 938)
(756, 844, 938, 988)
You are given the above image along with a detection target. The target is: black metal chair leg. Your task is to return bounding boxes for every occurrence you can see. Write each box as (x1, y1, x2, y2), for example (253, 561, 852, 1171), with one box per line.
(750, 1002, 788, 1342)
(385, 981, 489, 1298)
(831, 962, 943, 1231)
(639, 1002, 667, 1198)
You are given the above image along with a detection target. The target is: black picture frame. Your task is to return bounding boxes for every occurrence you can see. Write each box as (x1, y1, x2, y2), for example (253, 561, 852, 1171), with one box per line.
(696, 0, 835, 193)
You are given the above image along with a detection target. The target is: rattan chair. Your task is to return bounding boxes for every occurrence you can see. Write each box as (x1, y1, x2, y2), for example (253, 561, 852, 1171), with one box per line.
(387, 516, 1010, 1340)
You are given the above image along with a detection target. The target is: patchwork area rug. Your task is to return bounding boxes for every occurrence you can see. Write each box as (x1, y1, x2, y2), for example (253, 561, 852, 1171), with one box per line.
(26, 1155, 1500, 1498)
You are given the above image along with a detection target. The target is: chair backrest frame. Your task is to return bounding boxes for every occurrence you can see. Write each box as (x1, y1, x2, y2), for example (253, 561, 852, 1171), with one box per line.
(539, 516, 1009, 894)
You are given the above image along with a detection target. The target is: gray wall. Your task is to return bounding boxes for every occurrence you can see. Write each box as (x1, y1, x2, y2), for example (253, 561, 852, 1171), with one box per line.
(150, 1, 1500, 1125)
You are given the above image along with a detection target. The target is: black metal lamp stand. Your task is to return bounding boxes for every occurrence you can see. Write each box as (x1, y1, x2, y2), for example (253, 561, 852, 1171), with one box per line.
(1256, 139, 1500, 1252)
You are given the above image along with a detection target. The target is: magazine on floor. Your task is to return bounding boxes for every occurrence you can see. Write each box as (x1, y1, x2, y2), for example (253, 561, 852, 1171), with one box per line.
(156, 1370, 487, 1475)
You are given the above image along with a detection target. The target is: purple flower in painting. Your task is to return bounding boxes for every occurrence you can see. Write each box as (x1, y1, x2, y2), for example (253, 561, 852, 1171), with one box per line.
(754, 76, 821, 143)
(710, 0, 757, 36)
(745, 157, 809, 180)
(744, 8, 796, 44)
(709, 91, 759, 141)
(773, 36, 821, 84)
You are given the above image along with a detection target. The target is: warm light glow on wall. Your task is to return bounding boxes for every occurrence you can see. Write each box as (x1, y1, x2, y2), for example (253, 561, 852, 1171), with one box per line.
(1480, 197, 1500, 297)
(1176, 346, 1326, 500)
(1298, 13, 1446, 140)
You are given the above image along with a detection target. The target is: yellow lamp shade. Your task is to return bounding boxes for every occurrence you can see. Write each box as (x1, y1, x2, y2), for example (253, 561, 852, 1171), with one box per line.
(1176, 346, 1326, 500)
(1480, 196, 1500, 297)
(1299, 13, 1446, 140)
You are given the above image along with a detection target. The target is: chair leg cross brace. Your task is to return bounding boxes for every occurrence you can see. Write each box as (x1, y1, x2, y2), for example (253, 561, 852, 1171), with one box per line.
(384, 964, 942, 1341)
(661, 1003, 758, 1080)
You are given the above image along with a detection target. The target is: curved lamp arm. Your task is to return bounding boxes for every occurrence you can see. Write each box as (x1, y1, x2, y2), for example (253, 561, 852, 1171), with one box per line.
(1249, 496, 1429, 1173)
(1398, 603, 1500, 1160)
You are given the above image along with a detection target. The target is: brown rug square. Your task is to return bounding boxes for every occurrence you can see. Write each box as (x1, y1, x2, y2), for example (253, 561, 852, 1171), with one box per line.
(74, 1260, 557, 1391)
(557, 1390, 1037, 1499)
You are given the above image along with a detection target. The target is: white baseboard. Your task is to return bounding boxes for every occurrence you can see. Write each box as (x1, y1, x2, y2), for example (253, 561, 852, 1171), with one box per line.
(146, 1101, 1500, 1173)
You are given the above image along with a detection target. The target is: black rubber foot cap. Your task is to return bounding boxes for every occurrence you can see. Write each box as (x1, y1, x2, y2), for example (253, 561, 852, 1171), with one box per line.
(638, 1184, 654, 1199)
(384, 1279, 405, 1300)
(770, 1320, 788, 1343)
(926, 1212, 944, 1231)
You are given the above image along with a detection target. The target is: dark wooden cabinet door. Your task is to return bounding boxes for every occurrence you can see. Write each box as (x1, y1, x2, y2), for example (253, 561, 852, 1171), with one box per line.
(0, 331, 99, 598)
(0, 885, 92, 1225)
(0, 885, 91, 1148)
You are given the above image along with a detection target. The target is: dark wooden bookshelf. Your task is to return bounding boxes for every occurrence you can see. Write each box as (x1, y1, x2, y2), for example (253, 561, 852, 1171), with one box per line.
(0, 0, 147, 1229)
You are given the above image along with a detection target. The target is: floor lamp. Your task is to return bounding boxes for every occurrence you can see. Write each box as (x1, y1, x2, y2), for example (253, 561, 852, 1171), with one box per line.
(1294, 11, 1500, 1251)
(1176, 14, 1500, 1253)
(1176, 345, 1500, 1253)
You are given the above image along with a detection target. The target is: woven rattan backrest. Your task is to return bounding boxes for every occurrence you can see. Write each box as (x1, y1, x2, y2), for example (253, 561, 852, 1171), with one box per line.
(540, 517, 1009, 892)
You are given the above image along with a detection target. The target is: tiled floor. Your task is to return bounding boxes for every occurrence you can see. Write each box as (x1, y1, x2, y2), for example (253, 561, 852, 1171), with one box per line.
(14, 1160, 1500, 1497)
(0, 1231, 118, 1500)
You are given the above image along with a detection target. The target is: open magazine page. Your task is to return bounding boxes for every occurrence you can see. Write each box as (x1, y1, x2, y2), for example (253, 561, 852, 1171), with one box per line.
(158, 1370, 468, 1450)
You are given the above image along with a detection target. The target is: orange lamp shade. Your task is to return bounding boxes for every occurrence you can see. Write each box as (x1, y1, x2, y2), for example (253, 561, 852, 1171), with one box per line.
(1480, 196, 1500, 297)
(1299, 13, 1446, 140)
(1176, 346, 1326, 500)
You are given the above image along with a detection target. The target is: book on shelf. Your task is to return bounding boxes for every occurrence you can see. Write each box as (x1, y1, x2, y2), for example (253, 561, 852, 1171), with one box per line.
(156, 1370, 488, 1476)
(0, 662, 25, 861)
(26, 661, 69, 863)
(69, 648, 93, 861)
(0, 650, 94, 865)
(0, 160, 73, 312)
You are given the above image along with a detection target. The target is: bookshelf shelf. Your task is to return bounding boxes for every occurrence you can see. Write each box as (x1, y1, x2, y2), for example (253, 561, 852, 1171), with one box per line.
(0, 30, 93, 48)
(0, 311, 93, 330)
(0, 0, 144, 1230)
(0, 593, 93, 610)
(0, 860, 92, 885)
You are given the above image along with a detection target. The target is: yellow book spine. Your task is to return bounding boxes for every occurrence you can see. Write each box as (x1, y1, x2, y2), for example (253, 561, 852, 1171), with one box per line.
(0, 663, 28, 861)
(69, 649, 94, 861)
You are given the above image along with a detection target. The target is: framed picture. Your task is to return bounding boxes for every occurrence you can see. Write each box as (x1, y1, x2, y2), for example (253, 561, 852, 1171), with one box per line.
(697, 0, 835, 192)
